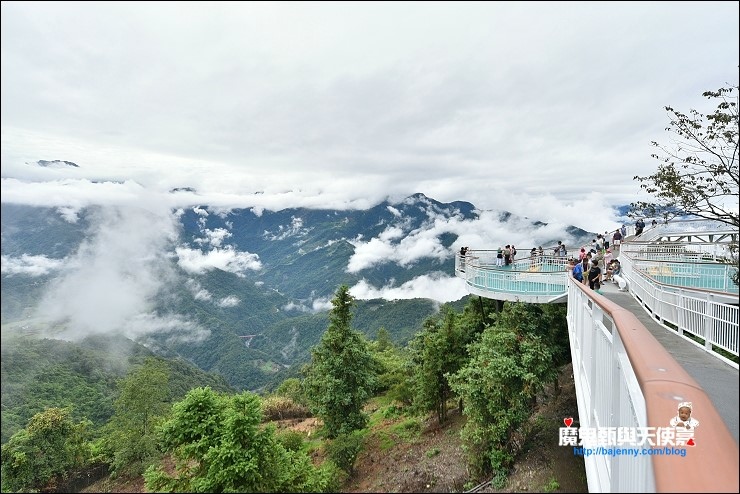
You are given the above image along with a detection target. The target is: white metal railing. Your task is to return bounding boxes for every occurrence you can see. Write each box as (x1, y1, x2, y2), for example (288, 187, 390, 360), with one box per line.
(567, 278, 651, 492)
(566, 278, 739, 492)
(620, 229, 737, 263)
(619, 250, 739, 364)
(455, 219, 739, 492)
(455, 251, 570, 302)
(626, 258, 738, 294)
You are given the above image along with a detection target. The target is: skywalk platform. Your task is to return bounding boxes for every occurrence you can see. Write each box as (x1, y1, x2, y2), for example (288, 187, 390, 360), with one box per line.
(598, 279, 739, 445)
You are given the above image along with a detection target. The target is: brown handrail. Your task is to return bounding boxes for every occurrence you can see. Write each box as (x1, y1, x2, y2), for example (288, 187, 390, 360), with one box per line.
(571, 281, 739, 492)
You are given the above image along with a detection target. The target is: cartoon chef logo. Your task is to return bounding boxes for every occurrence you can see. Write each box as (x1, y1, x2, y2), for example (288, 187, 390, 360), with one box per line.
(670, 401, 699, 446)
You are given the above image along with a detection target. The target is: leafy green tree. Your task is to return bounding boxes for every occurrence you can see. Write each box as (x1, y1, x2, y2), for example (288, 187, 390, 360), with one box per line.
(275, 377, 308, 407)
(103, 357, 171, 476)
(1, 407, 92, 492)
(410, 308, 467, 424)
(631, 84, 738, 227)
(449, 303, 563, 480)
(374, 327, 394, 351)
(144, 387, 338, 493)
(302, 285, 378, 438)
(370, 329, 414, 405)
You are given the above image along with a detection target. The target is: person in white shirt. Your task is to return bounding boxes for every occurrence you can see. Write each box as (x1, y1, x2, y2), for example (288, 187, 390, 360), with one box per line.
(670, 402, 699, 430)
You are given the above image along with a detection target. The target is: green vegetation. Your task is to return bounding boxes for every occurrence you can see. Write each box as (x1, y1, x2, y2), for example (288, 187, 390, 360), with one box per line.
(631, 83, 739, 285)
(143, 387, 339, 492)
(410, 309, 469, 425)
(101, 358, 171, 477)
(1, 292, 572, 492)
(0, 334, 232, 445)
(302, 285, 378, 438)
(544, 476, 560, 492)
(631, 83, 738, 227)
(324, 430, 366, 474)
(449, 303, 569, 479)
(1, 407, 93, 492)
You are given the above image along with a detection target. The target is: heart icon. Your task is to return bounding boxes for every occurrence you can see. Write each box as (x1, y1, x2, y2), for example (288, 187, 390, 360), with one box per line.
(686, 438, 695, 446)
(564, 417, 574, 427)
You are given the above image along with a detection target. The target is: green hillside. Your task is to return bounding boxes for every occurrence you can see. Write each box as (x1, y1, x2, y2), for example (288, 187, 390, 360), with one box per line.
(0, 333, 233, 444)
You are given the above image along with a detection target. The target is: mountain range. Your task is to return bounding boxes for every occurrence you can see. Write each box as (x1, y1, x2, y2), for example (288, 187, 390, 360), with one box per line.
(1, 193, 594, 391)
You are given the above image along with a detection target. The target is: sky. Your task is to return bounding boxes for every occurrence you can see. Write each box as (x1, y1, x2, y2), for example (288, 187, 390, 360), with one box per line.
(0, 2, 738, 331)
(2, 1, 738, 227)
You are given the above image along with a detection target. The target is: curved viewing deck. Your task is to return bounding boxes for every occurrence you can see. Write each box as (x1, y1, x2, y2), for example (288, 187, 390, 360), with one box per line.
(456, 222, 739, 493)
(455, 251, 570, 303)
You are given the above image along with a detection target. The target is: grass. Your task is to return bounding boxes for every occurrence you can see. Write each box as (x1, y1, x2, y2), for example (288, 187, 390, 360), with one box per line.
(390, 417, 422, 440)
(425, 447, 440, 458)
(543, 477, 560, 492)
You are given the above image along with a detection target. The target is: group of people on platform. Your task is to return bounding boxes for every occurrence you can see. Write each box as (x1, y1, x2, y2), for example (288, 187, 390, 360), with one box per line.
(568, 228, 628, 293)
(494, 244, 532, 266)
(457, 218, 666, 292)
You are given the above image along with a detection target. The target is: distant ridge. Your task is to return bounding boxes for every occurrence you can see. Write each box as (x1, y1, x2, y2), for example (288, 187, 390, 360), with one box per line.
(30, 159, 79, 168)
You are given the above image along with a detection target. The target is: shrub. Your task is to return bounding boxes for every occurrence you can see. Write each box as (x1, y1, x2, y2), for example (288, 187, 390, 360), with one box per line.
(276, 430, 305, 452)
(261, 395, 310, 421)
(324, 430, 366, 473)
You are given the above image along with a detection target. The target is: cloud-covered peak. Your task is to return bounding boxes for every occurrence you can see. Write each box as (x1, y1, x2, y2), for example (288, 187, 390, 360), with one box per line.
(30, 160, 79, 168)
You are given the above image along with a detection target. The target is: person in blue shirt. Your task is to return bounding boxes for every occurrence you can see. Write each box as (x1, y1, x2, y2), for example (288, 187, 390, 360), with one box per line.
(572, 259, 584, 282)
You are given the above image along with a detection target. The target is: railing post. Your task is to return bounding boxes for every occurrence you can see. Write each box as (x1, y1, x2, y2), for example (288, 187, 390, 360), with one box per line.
(705, 292, 714, 351)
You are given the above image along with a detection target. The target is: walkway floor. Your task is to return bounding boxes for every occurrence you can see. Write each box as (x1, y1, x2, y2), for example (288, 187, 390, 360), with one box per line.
(598, 279, 739, 446)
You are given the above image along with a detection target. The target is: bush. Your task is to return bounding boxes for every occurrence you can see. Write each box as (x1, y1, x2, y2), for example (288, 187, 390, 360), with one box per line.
(324, 430, 366, 473)
(276, 430, 305, 452)
(313, 459, 347, 492)
(261, 395, 310, 421)
(275, 378, 309, 407)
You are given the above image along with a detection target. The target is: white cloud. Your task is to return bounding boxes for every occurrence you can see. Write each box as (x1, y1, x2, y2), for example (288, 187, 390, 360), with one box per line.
(345, 202, 610, 276)
(0, 3, 737, 312)
(185, 278, 212, 301)
(194, 227, 232, 247)
(217, 296, 240, 308)
(262, 216, 311, 241)
(56, 206, 81, 223)
(32, 203, 208, 342)
(311, 297, 334, 312)
(350, 272, 468, 303)
(175, 246, 262, 276)
(1, 254, 65, 277)
(0, 2, 735, 226)
(387, 205, 402, 217)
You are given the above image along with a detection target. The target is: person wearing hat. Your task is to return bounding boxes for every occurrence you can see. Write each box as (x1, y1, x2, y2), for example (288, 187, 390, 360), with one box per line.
(670, 401, 699, 430)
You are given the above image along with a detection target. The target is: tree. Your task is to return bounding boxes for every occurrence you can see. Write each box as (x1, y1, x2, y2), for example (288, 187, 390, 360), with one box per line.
(1, 407, 92, 492)
(449, 303, 564, 481)
(103, 357, 171, 476)
(302, 285, 377, 438)
(374, 327, 394, 351)
(410, 308, 467, 424)
(631, 83, 738, 227)
(143, 387, 339, 493)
